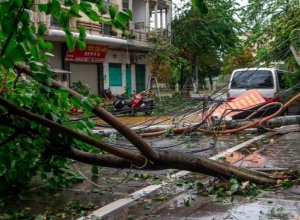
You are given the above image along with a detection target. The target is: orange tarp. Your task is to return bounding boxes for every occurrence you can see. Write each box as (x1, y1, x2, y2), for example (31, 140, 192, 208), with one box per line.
(199, 89, 266, 120)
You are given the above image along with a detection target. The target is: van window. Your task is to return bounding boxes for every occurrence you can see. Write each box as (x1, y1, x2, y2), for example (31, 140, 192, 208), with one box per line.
(231, 70, 274, 89)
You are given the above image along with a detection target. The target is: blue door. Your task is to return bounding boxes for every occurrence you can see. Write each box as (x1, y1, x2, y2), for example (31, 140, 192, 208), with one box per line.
(135, 64, 145, 93)
(109, 63, 122, 86)
(126, 65, 132, 96)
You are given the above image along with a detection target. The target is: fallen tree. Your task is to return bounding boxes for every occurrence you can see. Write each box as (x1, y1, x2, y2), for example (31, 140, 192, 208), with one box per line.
(0, 64, 276, 186)
(0, 0, 282, 195)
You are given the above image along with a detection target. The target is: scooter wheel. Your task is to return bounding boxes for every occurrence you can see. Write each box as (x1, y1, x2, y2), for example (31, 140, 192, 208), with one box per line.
(129, 109, 136, 116)
(144, 110, 152, 116)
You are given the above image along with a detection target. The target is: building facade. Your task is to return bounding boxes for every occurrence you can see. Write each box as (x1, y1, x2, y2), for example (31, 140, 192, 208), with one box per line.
(31, 0, 172, 96)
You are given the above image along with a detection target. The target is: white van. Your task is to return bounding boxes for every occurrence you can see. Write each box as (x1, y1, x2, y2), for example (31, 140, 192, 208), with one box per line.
(227, 68, 289, 103)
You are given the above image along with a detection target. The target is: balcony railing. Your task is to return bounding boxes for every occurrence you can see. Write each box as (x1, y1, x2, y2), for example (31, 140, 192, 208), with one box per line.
(76, 20, 102, 34)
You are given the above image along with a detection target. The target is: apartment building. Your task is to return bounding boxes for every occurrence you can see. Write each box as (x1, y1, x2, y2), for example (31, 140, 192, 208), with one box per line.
(31, 0, 172, 96)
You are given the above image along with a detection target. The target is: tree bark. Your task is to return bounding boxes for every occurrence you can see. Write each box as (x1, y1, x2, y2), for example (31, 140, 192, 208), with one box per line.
(53, 146, 275, 184)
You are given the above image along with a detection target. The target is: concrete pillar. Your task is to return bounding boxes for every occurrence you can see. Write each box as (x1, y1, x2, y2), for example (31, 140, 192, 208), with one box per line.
(160, 9, 163, 28)
(129, 0, 133, 30)
(154, 0, 158, 30)
(145, 0, 150, 32)
(165, 8, 168, 30)
(167, 2, 172, 35)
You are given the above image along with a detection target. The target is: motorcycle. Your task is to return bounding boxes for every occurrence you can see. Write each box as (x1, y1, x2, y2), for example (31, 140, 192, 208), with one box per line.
(111, 90, 154, 116)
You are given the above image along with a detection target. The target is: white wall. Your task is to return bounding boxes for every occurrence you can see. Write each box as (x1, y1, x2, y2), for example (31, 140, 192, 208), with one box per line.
(49, 42, 62, 69)
(70, 63, 98, 95)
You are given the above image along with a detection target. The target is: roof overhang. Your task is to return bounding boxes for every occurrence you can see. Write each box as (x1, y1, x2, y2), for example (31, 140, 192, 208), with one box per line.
(45, 29, 153, 52)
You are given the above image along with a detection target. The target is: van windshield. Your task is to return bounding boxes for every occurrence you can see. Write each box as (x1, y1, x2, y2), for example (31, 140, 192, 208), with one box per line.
(231, 70, 274, 89)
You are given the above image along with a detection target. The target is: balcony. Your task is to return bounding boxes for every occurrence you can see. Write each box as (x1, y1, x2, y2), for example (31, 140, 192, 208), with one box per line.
(76, 20, 102, 35)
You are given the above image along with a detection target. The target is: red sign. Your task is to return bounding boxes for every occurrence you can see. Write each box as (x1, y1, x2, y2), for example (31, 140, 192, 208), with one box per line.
(65, 44, 108, 63)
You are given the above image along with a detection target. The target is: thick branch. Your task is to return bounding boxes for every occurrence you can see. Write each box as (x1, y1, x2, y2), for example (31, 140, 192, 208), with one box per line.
(52, 146, 275, 184)
(1, 110, 275, 184)
(15, 64, 159, 161)
(0, 96, 145, 165)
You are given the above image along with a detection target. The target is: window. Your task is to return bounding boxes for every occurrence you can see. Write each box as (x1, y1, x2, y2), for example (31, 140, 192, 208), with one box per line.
(103, 24, 112, 35)
(122, 0, 129, 10)
(109, 63, 122, 86)
(231, 70, 274, 89)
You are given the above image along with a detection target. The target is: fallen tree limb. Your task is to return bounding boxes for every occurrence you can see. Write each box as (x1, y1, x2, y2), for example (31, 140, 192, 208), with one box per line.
(0, 96, 145, 165)
(0, 96, 277, 184)
(52, 146, 275, 184)
(11, 63, 282, 184)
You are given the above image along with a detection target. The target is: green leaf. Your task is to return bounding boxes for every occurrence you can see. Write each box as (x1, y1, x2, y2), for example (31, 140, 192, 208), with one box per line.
(11, 44, 27, 62)
(1, 54, 14, 69)
(91, 166, 99, 175)
(96, 0, 106, 14)
(15, 0, 22, 7)
(64, 0, 75, 7)
(78, 40, 86, 50)
(38, 38, 49, 50)
(79, 1, 92, 11)
(69, 5, 81, 18)
(65, 29, 75, 50)
(48, 0, 61, 16)
(86, 119, 95, 129)
(94, 96, 101, 105)
(59, 12, 69, 28)
(192, 0, 208, 14)
(109, 6, 117, 19)
(31, 45, 39, 59)
(76, 120, 86, 130)
(58, 87, 69, 103)
(81, 97, 93, 110)
(115, 11, 131, 28)
(78, 24, 86, 41)
(123, 9, 132, 20)
(38, 23, 47, 36)
(38, 3, 48, 12)
(33, 72, 48, 82)
(282, 180, 294, 187)
(21, 10, 30, 27)
(87, 10, 100, 22)
(70, 96, 81, 108)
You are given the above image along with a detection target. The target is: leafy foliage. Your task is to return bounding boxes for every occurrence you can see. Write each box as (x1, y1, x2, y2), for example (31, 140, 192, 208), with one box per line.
(149, 36, 190, 85)
(221, 47, 255, 76)
(0, 0, 132, 194)
(242, 0, 300, 76)
(171, 0, 240, 88)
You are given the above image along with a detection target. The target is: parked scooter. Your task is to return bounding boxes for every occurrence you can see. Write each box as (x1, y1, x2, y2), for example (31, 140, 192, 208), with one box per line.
(111, 90, 154, 116)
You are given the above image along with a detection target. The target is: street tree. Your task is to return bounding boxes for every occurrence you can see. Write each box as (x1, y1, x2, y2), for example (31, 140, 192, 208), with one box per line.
(149, 36, 190, 87)
(221, 46, 255, 76)
(0, 0, 277, 195)
(241, 0, 300, 74)
(171, 0, 240, 89)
